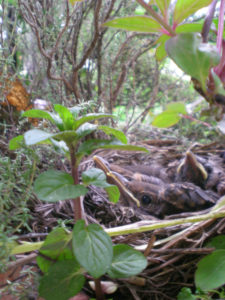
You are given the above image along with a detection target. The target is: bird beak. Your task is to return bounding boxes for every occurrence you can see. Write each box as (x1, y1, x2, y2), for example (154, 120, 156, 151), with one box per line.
(93, 155, 140, 207)
(177, 150, 208, 180)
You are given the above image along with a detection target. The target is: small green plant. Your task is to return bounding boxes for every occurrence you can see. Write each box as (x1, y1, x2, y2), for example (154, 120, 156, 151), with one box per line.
(178, 234, 225, 300)
(0, 149, 37, 271)
(9, 104, 148, 299)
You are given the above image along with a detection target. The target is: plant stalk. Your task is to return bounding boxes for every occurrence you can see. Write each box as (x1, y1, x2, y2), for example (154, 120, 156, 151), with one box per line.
(217, 0, 225, 53)
(201, 0, 217, 43)
(70, 145, 83, 221)
(136, 0, 176, 36)
(94, 278, 105, 300)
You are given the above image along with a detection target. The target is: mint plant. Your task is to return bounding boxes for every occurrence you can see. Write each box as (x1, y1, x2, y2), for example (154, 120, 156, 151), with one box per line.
(9, 104, 148, 300)
(177, 234, 225, 300)
(103, 0, 225, 124)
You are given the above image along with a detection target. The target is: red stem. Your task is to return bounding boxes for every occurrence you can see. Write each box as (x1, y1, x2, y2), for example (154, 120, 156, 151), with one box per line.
(182, 114, 211, 128)
(70, 146, 83, 221)
(94, 278, 105, 300)
(135, 0, 176, 36)
(217, 0, 225, 53)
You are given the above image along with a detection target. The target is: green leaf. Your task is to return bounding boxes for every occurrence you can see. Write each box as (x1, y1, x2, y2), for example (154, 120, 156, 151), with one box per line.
(34, 170, 88, 202)
(76, 123, 98, 139)
(101, 144, 149, 152)
(166, 102, 187, 114)
(211, 71, 225, 96)
(177, 287, 196, 300)
(37, 247, 74, 274)
(81, 168, 120, 202)
(82, 168, 109, 187)
(52, 130, 78, 145)
(98, 125, 127, 144)
(152, 111, 181, 128)
(103, 16, 163, 33)
(155, 0, 171, 18)
(24, 129, 78, 146)
(54, 104, 76, 130)
(105, 185, 120, 203)
(77, 139, 148, 157)
(176, 23, 203, 33)
(22, 109, 55, 123)
(155, 35, 170, 61)
(74, 113, 113, 130)
(9, 135, 24, 150)
(166, 33, 220, 92)
(72, 220, 113, 278)
(173, 0, 213, 26)
(39, 260, 85, 300)
(206, 235, 225, 250)
(107, 244, 147, 278)
(24, 129, 54, 145)
(77, 139, 113, 156)
(195, 250, 225, 291)
(69, 0, 85, 5)
(37, 228, 73, 273)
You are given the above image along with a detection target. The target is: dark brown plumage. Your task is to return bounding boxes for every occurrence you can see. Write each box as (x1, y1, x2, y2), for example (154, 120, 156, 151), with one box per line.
(126, 180, 218, 218)
(94, 149, 225, 218)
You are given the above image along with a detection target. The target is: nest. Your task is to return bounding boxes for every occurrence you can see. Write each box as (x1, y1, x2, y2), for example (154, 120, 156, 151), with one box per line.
(30, 140, 225, 299)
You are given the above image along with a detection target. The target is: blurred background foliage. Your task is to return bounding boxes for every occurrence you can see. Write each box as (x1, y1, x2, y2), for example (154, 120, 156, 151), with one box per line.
(0, 0, 219, 140)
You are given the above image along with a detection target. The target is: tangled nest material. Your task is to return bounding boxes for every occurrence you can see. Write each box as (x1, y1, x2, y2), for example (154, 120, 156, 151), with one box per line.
(31, 140, 225, 299)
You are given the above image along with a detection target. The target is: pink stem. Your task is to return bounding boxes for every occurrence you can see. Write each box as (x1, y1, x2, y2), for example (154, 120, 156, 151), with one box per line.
(217, 0, 225, 53)
(182, 114, 211, 128)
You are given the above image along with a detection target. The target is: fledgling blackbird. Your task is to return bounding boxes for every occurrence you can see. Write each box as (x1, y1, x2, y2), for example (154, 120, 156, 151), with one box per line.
(176, 150, 225, 196)
(125, 180, 218, 218)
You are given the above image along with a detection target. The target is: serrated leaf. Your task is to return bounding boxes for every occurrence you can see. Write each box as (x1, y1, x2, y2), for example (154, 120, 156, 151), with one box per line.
(77, 139, 115, 156)
(74, 113, 113, 130)
(152, 111, 181, 128)
(9, 135, 24, 150)
(24, 129, 54, 145)
(176, 23, 203, 33)
(37, 228, 73, 273)
(76, 123, 98, 139)
(195, 250, 225, 291)
(54, 104, 76, 130)
(173, 0, 213, 26)
(104, 185, 120, 203)
(103, 16, 163, 33)
(22, 109, 55, 123)
(82, 168, 108, 187)
(69, 106, 83, 118)
(52, 130, 78, 145)
(82, 168, 120, 202)
(77, 139, 148, 157)
(107, 244, 147, 278)
(166, 33, 220, 92)
(39, 260, 85, 300)
(102, 144, 149, 152)
(98, 125, 127, 144)
(72, 220, 113, 278)
(177, 287, 196, 300)
(206, 235, 225, 250)
(34, 170, 88, 202)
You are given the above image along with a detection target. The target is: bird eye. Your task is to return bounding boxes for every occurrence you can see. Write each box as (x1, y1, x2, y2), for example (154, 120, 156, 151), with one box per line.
(141, 195, 152, 205)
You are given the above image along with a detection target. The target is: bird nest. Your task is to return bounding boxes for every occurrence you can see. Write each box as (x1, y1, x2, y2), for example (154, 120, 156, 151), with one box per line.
(31, 140, 225, 299)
